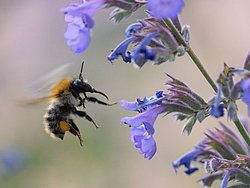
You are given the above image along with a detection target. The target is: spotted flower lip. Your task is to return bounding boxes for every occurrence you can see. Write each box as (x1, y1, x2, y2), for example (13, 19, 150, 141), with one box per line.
(130, 122, 157, 160)
(64, 22, 91, 53)
(121, 103, 167, 160)
(147, 0, 185, 20)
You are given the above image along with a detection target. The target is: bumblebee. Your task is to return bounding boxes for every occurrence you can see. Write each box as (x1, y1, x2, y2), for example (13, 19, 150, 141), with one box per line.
(33, 61, 114, 146)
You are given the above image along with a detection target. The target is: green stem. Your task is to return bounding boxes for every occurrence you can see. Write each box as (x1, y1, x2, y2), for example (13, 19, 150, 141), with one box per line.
(163, 19, 218, 92)
(163, 18, 250, 147)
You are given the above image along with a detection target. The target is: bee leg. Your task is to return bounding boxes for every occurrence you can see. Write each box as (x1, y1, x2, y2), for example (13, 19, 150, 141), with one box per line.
(86, 96, 117, 106)
(78, 96, 86, 108)
(72, 108, 98, 129)
(68, 119, 83, 146)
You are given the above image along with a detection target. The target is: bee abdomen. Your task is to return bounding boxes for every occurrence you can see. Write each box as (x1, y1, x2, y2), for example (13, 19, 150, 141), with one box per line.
(44, 106, 68, 140)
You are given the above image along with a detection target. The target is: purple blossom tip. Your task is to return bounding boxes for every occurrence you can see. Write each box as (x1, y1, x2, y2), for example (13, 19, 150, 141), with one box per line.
(147, 0, 185, 20)
(125, 23, 143, 37)
(120, 91, 166, 112)
(172, 149, 202, 175)
(119, 100, 138, 111)
(210, 84, 224, 118)
(61, 0, 105, 17)
(132, 32, 158, 67)
(107, 36, 137, 63)
(210, 103, 224, 118)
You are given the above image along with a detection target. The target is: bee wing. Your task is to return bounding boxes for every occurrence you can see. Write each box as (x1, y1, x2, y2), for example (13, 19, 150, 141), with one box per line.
(24, 63, 73, 104)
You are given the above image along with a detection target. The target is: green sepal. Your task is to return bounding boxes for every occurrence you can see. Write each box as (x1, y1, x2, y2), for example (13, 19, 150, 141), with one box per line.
(199, 172, 224, 187)
(109, 8, 133, 23)
(175, 113, 189, 121)
(164, 101, 196, 115)
(227, 102, 238, 121)
(214, 128, 246, 155)
(182, 116, 196, 135)
(196, 109, 209, 123)
(233, 168, 250, 185)
(205, 133, 236, 160)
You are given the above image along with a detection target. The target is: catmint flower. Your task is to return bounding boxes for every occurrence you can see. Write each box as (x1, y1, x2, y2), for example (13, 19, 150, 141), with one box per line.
(238, 78, 250, 116)
(174, 122, 250, 187)
(120, 91, 167, 159)
(132, 32, 158, 68)
(120, 76, 209, 159)
(210, 84, 224, 118)
(172, 149, 201, 175)
(107, 36, 137, 63)
(61, 0, 105, 53)
(125, 22, 143, 37)
(147, 0, 185, 20)
(130, 122, 157, 160)
(108, 16, 188, 67)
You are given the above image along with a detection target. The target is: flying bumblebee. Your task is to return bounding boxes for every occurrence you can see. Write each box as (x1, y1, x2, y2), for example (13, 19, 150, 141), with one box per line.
(29, 61, 114, 146)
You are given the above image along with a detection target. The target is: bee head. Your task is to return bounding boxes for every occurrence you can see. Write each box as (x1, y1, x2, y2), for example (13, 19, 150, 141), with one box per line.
(71, 78, 93, 93)
(70, 61, 109, 100)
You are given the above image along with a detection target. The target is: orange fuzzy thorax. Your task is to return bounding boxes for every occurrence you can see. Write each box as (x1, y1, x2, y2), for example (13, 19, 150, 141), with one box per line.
(49, 78, 73, 98)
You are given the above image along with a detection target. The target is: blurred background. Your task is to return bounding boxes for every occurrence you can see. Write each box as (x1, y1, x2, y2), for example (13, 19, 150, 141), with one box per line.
(0, 0, 250, 187)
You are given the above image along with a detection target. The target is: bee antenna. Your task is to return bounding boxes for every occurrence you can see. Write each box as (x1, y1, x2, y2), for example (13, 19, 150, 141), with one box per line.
(79, 61, 84, 81)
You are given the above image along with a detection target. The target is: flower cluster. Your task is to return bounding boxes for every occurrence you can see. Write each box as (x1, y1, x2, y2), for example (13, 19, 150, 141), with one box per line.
(120, 75, 210, 159)
(173, 122, 250, 187)
(107, 17, 190, 68)
(59, 0, 250, 187)
(61, 0, 185, 55)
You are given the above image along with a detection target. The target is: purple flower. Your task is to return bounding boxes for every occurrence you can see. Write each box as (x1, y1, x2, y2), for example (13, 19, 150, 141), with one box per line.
(62, 0, 105, 17)
(64, 21, 91, 53)
(210, 84, 224, 118)
(130, 122, 157, 160)
(172, 149, 201, 175)
(107, 36, 137, 63)
(239, 78, 250, 116)
(120, 91, 167, 159)
(220, 171, 230, 188)
(132, 32, 158, 68)
(147, 0, 184, 20)
(121, 105, 167, 159)
(125, 22, 143, 37)
(61, 0, 105, 53)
